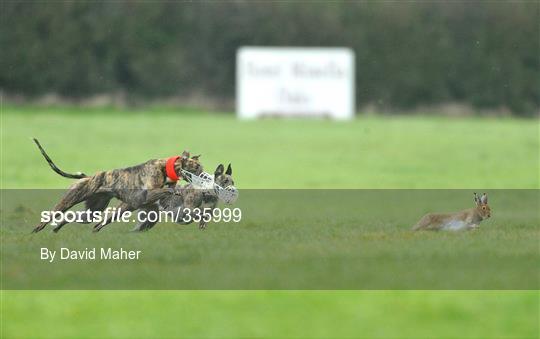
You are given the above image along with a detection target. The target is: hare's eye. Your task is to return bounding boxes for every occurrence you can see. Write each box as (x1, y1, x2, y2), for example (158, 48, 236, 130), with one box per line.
(482, 206, 486, 210)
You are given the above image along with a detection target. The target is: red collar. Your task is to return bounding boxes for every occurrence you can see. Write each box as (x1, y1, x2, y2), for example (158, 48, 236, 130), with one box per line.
(165, 156, 181, 182)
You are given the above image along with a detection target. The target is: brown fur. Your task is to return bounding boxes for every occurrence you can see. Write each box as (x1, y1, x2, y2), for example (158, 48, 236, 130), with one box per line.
(133, 164, 234, 232)
(31, 139, 203, 233)
(413, 193, 491, 231)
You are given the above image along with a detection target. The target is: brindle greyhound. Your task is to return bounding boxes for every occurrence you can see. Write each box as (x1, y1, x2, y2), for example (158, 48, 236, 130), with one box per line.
(32, 138, 203, 233)
(133, 164, 234, 232)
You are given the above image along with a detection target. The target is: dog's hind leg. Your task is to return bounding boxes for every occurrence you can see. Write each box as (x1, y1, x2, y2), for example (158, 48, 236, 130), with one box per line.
(93, 202, 134, 232)
(52, 193, 112, 233)
(33, 180, 95, 233)
(132, 205, 160, 232)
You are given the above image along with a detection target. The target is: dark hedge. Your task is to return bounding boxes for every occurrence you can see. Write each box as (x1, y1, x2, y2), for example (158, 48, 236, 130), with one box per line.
(1, 2, 538, 115)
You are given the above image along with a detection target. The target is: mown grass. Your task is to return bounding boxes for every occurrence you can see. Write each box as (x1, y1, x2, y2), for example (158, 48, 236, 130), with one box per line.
(2, 189, 538, 290)
(1, 106, 538, 189)
(1, 106, 539, 338)
(3, 291, 538, 339)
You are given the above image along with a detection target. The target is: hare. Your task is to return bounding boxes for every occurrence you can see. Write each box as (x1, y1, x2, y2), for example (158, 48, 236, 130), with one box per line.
(412, 193, 491, 231)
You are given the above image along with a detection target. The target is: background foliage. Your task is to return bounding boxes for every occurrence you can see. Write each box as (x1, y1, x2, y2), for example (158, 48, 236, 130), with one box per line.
(1, 1, 539, 115)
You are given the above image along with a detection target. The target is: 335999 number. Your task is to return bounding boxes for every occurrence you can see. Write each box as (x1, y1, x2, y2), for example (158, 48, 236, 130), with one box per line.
(182, 207, 242, 223)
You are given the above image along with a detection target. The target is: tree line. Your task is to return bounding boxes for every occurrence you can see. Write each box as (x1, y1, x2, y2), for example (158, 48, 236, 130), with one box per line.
(1, 1, 538, 115)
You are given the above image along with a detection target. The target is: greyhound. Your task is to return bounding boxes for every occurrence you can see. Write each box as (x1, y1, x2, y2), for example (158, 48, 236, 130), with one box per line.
(132, 164, 235, 232)
(31, 138, 203, 233)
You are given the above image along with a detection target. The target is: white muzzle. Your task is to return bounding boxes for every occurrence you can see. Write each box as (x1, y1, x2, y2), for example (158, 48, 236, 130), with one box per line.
(182, 170, 215, 190)
(214, 184, 239, 204)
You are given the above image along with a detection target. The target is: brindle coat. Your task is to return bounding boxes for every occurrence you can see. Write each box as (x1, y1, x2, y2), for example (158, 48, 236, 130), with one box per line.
(133, 164, 234, 231)
(31, 138, 203, 233)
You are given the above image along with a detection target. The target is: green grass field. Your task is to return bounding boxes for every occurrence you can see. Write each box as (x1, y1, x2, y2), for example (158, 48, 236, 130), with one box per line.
(1, 106, 539, 338)
(2, 106, 538, 189)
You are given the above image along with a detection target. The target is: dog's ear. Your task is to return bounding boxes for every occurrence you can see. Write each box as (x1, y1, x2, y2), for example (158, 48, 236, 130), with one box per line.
(191, 154, 201, 161)
(181, 150, 190, 160)
(214, 164, 224, 177)
(225, 164, 232, 175)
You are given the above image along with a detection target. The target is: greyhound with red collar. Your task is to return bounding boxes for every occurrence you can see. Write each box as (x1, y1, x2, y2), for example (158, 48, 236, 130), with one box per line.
(31, 138, 203, 233)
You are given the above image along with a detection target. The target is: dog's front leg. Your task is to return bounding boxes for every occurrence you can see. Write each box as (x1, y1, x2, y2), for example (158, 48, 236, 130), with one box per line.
(198, 219, 207, 230)
(115, 187, 171, 211)
(142, 188, 176, 206)
(198, 202, 217, 230)
(197, 206, 211, 230)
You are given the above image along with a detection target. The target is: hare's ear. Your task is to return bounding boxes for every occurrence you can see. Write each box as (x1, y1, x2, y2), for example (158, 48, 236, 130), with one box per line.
(481, 193, 488, 204)
(214, 164, 224, 177)
(191, 154, 201, 160)
(225, 164, 232, 175)
(181, 150, 190, 160)
(473, 192, 480, 205)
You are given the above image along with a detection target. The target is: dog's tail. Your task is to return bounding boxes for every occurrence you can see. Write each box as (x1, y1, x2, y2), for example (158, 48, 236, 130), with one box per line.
(32, 138, 88, 179)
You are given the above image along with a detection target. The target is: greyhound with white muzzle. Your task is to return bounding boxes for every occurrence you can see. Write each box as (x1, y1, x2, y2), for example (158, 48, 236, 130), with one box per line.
(133, 163, 238, 231)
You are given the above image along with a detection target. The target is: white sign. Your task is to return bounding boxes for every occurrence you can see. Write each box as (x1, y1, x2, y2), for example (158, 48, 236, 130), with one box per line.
(236, 47, 355, 120)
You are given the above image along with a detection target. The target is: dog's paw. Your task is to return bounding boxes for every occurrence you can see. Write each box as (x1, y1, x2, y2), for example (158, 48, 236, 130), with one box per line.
(32, 225, 45, 233)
